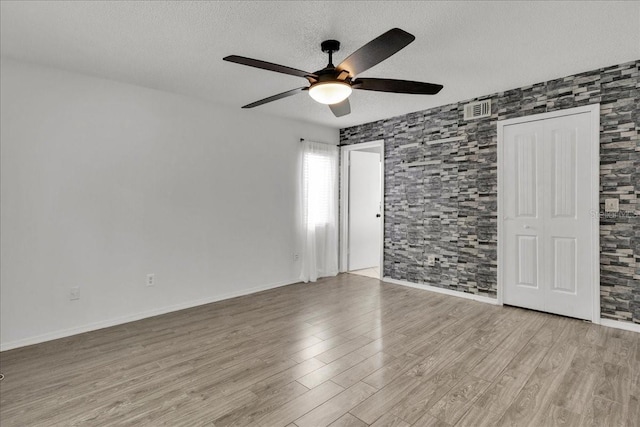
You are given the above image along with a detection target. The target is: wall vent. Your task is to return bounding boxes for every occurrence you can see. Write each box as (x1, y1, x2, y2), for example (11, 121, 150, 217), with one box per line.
(463, 99, 491, 120)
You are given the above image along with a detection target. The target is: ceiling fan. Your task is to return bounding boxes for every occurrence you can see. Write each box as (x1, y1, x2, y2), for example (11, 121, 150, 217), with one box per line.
(223, 28, 443, 117)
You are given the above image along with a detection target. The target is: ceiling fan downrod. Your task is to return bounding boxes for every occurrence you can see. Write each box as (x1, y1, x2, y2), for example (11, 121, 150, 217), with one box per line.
(321, 40, 340, 68)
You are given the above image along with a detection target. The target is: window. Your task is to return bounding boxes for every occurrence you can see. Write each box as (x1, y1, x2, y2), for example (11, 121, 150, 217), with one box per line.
(299, 140, 338, 282)
(303, 152, 332, 226)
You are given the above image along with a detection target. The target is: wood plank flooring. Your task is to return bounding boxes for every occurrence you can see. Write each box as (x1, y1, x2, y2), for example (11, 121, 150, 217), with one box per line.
(1, 273, 638, 426)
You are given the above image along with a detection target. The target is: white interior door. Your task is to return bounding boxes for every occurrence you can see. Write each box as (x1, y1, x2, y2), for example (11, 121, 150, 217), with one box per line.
(348, 150, 381, 271)
(503, 112, 595, 320)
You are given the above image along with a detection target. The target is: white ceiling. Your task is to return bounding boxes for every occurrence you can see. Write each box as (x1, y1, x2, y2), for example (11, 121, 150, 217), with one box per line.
(1, 1, 639, 129)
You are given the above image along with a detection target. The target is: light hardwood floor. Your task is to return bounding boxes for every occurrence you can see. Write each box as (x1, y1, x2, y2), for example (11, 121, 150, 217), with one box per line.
(1, 274, 638, 426)
(349, 268, 380, 279)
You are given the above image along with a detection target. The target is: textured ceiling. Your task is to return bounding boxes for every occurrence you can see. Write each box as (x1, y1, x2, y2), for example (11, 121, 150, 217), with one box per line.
(1, 1, 639, 129)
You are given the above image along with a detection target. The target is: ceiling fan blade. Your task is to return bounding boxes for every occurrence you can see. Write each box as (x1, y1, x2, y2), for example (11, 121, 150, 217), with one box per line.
(224, 55, 318, 80)
(353, 78, 443, 95)
(329, 98, 351, 117)
(242, 87, 307, 108)
(336, 28, 415, 77)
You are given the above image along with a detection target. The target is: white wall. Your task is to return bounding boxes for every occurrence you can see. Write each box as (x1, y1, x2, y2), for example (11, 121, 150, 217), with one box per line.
(0, 58, 338, 350)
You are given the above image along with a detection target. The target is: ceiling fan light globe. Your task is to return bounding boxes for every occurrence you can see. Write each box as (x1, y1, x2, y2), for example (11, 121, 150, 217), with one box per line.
(308, 81, 352, 105)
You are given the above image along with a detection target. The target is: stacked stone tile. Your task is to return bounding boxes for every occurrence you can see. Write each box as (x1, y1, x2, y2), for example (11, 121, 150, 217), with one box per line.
(340, 59, 639, 324)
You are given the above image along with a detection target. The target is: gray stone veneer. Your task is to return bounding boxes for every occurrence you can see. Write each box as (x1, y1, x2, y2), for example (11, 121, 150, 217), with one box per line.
(340, 60, 639, 324)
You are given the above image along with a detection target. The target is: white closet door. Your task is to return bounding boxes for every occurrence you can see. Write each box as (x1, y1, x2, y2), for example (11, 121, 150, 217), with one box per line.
(503, 120, 545, 312)
(541, 113, 593, 320)
(503, 112, 594, 320)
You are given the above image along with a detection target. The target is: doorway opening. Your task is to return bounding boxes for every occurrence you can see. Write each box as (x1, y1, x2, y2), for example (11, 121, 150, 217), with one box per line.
(340, 140, 384, 279)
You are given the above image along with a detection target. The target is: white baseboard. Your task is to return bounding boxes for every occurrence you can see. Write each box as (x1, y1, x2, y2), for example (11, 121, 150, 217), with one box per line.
(599, 318, 640, 333)
(382, 277, 500, 306)
(381, 279, 639, 333)
(0, 278, 299, 352)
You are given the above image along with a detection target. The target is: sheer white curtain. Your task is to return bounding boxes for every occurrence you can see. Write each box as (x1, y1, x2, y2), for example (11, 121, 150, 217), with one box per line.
(299, 140, 339, 282)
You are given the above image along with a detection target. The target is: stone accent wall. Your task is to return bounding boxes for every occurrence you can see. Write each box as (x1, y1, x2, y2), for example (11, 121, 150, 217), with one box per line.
(340, 60, 639, 324)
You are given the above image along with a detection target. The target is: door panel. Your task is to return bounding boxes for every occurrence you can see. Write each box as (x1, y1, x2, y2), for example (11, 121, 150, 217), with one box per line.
(348, 150, 381, 271)
(552, 129, 577, 218)
(517, 235, 538, 287)
(552, 237, 577, 293)
(516, 134, 538, 217)
(503, 111, 594, 320)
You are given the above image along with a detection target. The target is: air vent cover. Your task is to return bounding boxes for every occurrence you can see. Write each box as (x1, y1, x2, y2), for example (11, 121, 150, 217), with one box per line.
(463, 99, 491, 120)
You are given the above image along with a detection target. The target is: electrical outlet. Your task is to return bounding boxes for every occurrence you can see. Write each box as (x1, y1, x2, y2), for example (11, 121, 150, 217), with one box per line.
(427, 255, 437, 267)
(293, 253, 300, 262)
(69, 286, 80, 301)
(605, 198, 619, 213)
(146, 274, 155, 287)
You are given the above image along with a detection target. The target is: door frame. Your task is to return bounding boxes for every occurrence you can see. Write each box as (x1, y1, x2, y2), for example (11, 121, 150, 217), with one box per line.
(340, 140, 385, 278)
(497, 104, 600, 323)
